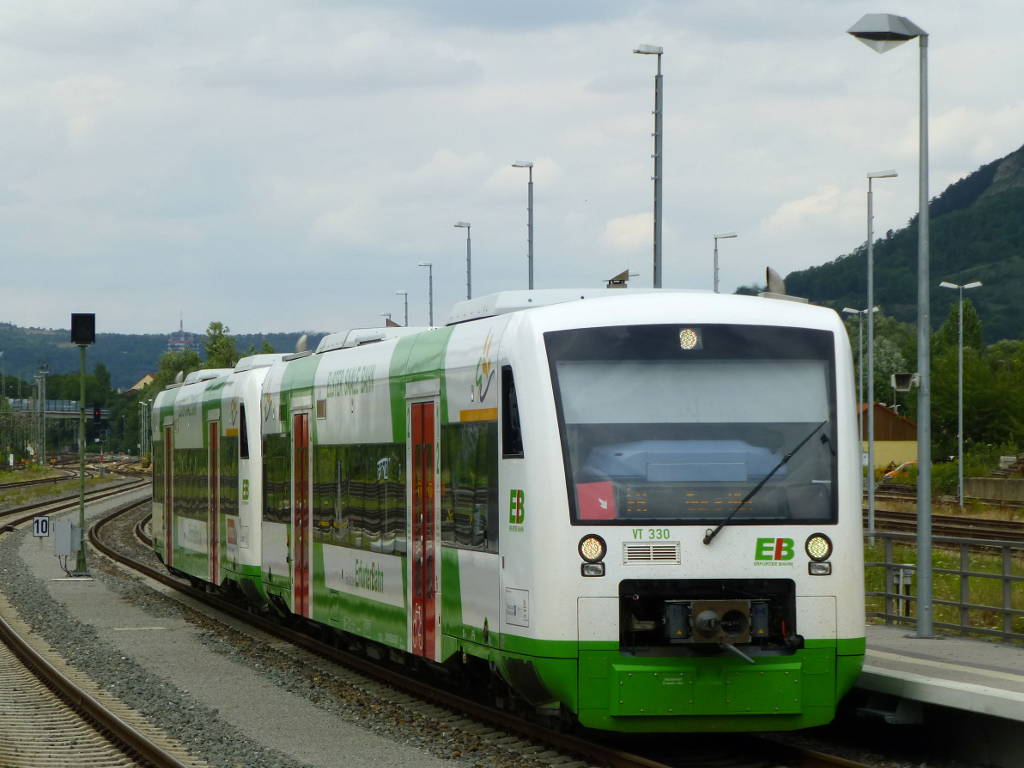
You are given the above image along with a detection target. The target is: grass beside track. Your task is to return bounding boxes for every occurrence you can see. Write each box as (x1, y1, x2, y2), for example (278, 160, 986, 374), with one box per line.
(865, 539, 1024, 640)
(0, 466, 66, 484)
(0, 476, 122, 510)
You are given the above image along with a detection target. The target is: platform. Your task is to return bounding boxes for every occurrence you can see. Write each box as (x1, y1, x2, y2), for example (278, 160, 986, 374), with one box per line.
(860, 624, 1024, 722)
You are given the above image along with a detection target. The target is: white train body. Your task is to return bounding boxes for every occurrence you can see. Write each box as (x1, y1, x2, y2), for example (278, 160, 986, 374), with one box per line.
(153, 290, 864, 732)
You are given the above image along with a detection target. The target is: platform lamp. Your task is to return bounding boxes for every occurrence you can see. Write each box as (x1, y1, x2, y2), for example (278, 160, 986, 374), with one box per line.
(939, 280, 982, 511)
(511, 161, 534, 289)
(395, 291, 409, 326)
(713, 233, 737, 293)
(454, 222, 471, 300)
(417, 263, 434, 326)
(849, 12, 934, 637)
(71, 312, 95, 576)
(633, 44, 663, 288)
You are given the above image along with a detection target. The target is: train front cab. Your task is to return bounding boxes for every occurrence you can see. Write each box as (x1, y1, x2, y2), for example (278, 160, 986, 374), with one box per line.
(495, 299, 865, 733)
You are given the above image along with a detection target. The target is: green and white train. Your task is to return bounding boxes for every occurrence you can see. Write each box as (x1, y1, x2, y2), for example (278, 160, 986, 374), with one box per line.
(150, 289, 865, 732)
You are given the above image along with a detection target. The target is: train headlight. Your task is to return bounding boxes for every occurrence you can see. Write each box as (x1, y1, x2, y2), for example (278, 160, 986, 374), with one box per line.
(678, 328, 702, 350)
(578, 534, 607, 563)
(805, 533, 833, 562)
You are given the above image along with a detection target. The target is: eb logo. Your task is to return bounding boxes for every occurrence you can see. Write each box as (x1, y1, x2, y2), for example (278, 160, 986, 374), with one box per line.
(508, 489, 525, 525)
(755, 537, 794, 561)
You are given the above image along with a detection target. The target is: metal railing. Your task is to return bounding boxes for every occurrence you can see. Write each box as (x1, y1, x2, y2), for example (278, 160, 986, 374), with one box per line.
(866, 531, 1024, 641)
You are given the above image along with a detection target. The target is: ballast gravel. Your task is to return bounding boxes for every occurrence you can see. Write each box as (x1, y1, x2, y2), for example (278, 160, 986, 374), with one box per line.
(0, 490, 989, 768)
(0, 495, 546, 768)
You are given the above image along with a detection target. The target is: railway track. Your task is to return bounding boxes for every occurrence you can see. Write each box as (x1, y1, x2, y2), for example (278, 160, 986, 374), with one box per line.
(0, 468, 77, 490)
(0, 478, 148, 527)
(865, 507, 1024, 542)
(873, 484, 1024, 510)
(89, 503, 870, 768)
(0, 497, 200, 768)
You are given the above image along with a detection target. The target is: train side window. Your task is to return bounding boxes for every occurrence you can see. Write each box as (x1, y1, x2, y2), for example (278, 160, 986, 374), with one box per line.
(502, 365, 524, 458)
(239, 404, 249, 459)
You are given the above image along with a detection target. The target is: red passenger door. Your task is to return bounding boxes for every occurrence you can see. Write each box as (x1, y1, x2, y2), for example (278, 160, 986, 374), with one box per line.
(292, 413, 311, 617)
(164, 426, 174, 567)
(410, 402, 438, 659)
(208, 422, 220, 585)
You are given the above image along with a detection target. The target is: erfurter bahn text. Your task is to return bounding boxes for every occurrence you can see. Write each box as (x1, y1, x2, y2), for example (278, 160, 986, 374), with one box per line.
(150, 288, 864, 732)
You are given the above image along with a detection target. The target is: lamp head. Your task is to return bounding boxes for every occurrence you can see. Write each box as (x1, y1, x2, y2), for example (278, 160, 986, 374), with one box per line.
(848, 13, 925, 53)
(714, 232, 738, 240)
(454, 221, 470, 229)
(964, 281, 983, 290)
(868, 169, 898, 179)
(511, 161, 533, 168)
(418, 262, 432, 268)
(633, 44, 663, 55)
(939, 281, 958, 290)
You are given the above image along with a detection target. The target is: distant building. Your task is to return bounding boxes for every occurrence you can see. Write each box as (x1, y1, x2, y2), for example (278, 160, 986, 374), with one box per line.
(129, 374, 155, 391)
(167, 317, 200, 354)
(860, 402, 917, 469)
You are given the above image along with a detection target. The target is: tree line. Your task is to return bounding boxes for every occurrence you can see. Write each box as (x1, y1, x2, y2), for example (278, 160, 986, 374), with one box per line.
(0, 322, 273, 462)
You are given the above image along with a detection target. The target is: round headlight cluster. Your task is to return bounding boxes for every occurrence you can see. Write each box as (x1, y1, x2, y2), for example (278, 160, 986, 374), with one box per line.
(805, 533, 833, 562)
(578, 534, 607, 563)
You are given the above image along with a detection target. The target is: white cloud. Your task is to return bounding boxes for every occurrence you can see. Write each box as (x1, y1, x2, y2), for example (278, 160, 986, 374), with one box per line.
(762, 186, 843, 235)
(603, 212, 651, 251)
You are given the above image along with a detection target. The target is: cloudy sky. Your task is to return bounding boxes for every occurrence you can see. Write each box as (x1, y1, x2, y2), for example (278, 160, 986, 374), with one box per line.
(2, 1, 1021, 336)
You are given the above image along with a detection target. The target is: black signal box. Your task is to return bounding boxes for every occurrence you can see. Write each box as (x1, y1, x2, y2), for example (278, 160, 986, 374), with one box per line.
(71, 313, 96, 345)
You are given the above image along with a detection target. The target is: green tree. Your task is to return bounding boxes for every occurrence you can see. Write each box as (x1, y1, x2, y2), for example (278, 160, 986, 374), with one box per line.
(205, 322, 238, 368)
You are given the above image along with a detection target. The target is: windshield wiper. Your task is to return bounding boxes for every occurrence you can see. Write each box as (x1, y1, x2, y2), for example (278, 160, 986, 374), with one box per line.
(702, 420, 827, 546)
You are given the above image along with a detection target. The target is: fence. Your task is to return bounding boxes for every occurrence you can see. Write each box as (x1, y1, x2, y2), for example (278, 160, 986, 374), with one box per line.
(865, 531, 1024, 641)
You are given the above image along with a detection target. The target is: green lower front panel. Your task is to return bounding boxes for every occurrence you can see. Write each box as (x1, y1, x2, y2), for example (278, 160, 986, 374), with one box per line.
(577, 644, 856, 732)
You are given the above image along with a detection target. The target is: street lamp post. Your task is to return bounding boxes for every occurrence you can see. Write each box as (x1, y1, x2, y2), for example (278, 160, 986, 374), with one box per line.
(396, 290, 409, 326)
(843, 306, 880, 505)
(417, 263, 434, 326)
(511, 162, 534, 289)
(849, 12, 933, 637)
(866, 169, 897, 539)
(454, 222, 471, 300)
(842, 307, 867, 443)
(713, 233, 737, 293)
(940, 280, 982, 511)
(633, 44, 663, 288)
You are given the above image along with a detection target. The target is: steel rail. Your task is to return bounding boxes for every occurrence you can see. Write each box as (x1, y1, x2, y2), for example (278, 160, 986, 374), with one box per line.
(0, 496, 193, 768)
(0, 479, 147, 525)
(106, 506, 870, 768)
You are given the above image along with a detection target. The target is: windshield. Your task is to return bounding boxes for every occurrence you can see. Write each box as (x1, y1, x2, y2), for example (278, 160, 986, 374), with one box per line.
(546, 324, 837, 525)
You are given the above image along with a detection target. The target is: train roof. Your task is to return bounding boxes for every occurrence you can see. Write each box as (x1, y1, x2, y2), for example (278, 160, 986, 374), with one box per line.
(445, 288, 810, 325)
(315, 326, 433, 353)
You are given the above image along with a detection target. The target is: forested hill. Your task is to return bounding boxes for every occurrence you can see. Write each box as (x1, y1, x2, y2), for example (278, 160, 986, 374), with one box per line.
(784, 142, 1024, 343)
(0, 325, 324, 389)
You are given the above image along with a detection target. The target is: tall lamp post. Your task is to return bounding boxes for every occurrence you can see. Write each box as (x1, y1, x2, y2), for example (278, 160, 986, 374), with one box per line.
(70, 313, 95, 576)
(713, 233, 737, 293)
(843, 306, 880, 496)
(866, 169, 897, 539)
(511, 161, 534, 289)
(396, 290, 409, 326)
(454, 222, 471, 300)
(939, 280, 982, 511)
(633, 44, 663, 288)
(843, 306, 868, 444)
(417, 262, 434, 326)
(849, 12, 933, 637)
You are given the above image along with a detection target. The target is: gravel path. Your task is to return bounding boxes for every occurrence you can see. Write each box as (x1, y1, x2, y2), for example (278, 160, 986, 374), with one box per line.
(0, 492, 530, 768)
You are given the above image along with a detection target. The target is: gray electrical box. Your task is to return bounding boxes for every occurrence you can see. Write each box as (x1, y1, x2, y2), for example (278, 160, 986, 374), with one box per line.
(53, 519, 81, 557)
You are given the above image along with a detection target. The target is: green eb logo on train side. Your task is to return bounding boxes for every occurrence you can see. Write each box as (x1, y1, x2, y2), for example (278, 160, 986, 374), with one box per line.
(509, 489, 525, 530)
(754, 537, 795, 565)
